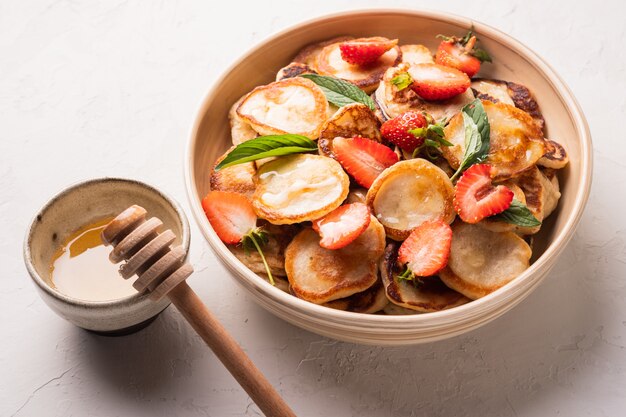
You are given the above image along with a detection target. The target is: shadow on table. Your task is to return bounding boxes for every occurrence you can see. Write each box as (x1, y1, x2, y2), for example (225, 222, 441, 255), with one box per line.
(260, 219, 608, 417)
(79, 305, 211, 399)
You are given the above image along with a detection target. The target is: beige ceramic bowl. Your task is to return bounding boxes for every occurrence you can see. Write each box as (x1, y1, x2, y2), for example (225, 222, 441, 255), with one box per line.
(185, 10, 592, 345)
(24, 178, 190, 335)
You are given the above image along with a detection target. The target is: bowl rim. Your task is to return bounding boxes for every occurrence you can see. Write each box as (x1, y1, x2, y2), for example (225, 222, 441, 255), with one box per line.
(23, 176, 191, 309)
(184, 8, 593, 325)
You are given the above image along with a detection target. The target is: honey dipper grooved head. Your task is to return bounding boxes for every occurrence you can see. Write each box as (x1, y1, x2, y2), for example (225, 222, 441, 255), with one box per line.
(101, 205, 194, 301)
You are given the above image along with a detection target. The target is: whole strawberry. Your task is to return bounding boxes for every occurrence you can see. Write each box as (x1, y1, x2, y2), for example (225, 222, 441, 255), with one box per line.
(380, 111, 428, 153)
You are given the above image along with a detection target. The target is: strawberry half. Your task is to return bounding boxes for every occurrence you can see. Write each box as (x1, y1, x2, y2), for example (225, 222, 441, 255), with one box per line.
(380, 111, 428, 153)
(333, 136, 399, 188)
(339, 37, 398, 66)
(435, 32, 491, 78)
(398, 220, 452, 277)
(408, 63, 470, 101)
(202, 190, 275, 285)
(202, 191, 257, 244)
(453, 164, 514, 224)
(312, 203, 371, 250)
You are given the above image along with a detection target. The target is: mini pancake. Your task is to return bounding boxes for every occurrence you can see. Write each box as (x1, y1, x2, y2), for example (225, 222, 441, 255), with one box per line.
(255, 273, 290, 292)
(477, 181, 537, 234)
(229, 95, 258, 145)
(229, 223, 300, 279)
(285, 217, 386, 304)
(318, 103, 381, 158)
(275, 62, 316, 81)
(512, 166, 561, 222)
(366, 159, 456, 241)
(538, 139, 569, 169)
(439, 222, 532, 299)
(293, 36, 353, 67)
(382, 303, 421, 315)
(374, 63, 475, 123)
(229, 235, 286, 278)
(313, 37, 402, 94)
(252, 154, 350, 224)
(236, 77, 329, 139)
(323, 279, 389, 314)
(471, 78, 545, 129)
(471, 79, 515, 106)
(209, 147, 256, 198)
(479, 168, 560, 235)
(538, 168, 561, 219)
(380, 243, 470, 312)
(441, 101, 546, 181)
(400, 44, 434, 66)
(346, 187, 368, 205)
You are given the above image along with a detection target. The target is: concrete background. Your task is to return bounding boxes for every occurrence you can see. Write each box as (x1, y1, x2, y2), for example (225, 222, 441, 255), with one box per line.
(1, 1, 624, 416)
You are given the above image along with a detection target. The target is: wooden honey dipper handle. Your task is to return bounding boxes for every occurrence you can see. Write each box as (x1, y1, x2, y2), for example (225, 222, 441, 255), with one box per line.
(102, 205, 296, 417)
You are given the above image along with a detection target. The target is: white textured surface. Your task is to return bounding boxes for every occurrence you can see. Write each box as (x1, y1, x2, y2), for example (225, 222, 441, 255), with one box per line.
(0, 1, 622, 416)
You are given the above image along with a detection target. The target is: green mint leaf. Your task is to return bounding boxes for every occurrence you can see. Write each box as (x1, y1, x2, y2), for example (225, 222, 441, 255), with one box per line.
(215, 134, 317, 171)
(461, 29, 474, 45)
(450, 99, 490, 181)
(242, 228, 275, 286)
(300, 73, 375, 110)
(471, 48, 492, 63)
(391, 72, 413, 91)
(492, 199, 541, 227)
(463, 99, 490, 151)
(396, 266, 415, 282)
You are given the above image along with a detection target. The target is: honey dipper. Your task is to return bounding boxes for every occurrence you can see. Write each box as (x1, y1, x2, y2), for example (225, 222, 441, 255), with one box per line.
(101, 205, 296, 417)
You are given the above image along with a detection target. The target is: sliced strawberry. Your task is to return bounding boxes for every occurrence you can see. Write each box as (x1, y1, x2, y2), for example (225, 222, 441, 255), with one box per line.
(398, 220, 452, 277)
(312, 203, 371, 249)
(453, 164, 514, 224)
(436, 41, 481, 78)
(339, 37, 398, 66)
(408, 63, 470, 101)
(380, 111, 428, 153)
(202, 191, 257, 244)
(435, 33, 491, 78)
(333, 136, 399, 188)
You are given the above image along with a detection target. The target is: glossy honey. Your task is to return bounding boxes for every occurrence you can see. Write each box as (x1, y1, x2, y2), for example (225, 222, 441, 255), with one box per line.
(50, 218, 137, 301)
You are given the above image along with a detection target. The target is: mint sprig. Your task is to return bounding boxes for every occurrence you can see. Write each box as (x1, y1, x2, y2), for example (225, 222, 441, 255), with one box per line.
(215, 134, 317, 171)
(391, 72, 413, 91)
(241, 229, 275, 286)
(471, 48, 492, 63)
(409, 122, 453, 158)
(450, 99, 490, 181)
(491, 199, 541, 227)
(300, 73, 375, 110)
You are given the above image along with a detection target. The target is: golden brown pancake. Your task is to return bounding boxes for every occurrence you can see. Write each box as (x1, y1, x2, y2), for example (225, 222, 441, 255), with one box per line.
(400, 44, 434, 66)
(374, 63, 475, 123)
(366, 159, 456, 240)
(285, 217, 386, 304)
(313, 37, 402, 94)
(442, 101, 545, 181)
(538, 139, 569, 169)
(318, 103, 382, 158)
(229, 95, 258, 145)
(209, 147, 256, 198)
(237, 77, 329, 139)
(380, 243, 470, 312)
(439, 222, 532, 299)
(323, 279, 389, 314)
(252, 154, 350, 225)
(471, 78, 545, 129)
